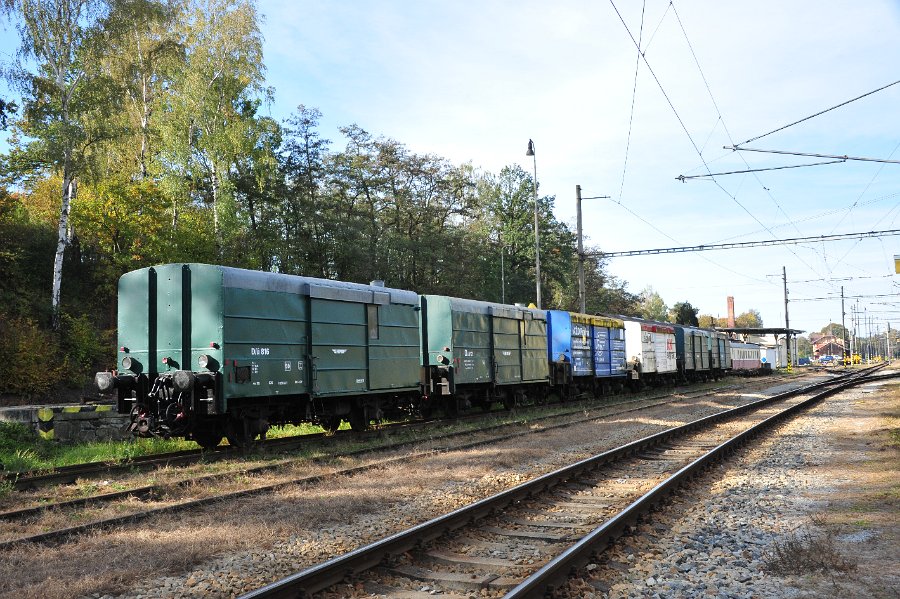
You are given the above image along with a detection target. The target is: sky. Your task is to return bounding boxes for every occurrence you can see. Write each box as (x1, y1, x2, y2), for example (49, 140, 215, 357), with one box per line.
(3, 0, 900, 337)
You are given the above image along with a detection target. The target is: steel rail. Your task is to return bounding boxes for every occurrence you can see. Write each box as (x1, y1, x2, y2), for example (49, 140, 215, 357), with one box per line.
(506, 368, 894, 597)
(0, 384, 740, 524)
(0, 378, 768, 546)
(239, 365, 885, 599)
(4, 375, 761, 492)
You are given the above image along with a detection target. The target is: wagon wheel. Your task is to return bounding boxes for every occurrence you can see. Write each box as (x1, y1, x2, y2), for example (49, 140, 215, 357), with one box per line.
(225, 418, 254, 449)
(319, 415, 341, 433)
(443, 397, 460, 419)
(348, 406, 369, 432)
(193, 429, 223, 450)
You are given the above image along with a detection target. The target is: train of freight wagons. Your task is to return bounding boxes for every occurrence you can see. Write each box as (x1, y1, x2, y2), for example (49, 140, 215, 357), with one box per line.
(95, 264, 771, 448)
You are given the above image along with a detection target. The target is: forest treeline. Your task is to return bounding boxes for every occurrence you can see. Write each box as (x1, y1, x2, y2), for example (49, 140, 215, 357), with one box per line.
(0, 0, 754, 397)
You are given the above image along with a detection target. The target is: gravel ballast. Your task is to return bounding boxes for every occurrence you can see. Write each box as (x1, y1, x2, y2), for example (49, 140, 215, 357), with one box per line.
(5, 372, 894, 599)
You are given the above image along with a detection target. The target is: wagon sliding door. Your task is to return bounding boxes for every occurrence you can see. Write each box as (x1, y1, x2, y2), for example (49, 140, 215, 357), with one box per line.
(490, 306, 523, 384)
(489, 306, 547, 385)
(308, 286, 419, 397)
(310, 293, 368, 396)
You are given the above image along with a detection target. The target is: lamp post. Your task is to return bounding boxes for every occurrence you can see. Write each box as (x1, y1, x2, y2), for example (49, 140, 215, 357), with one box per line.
(525, 139, 541, 309)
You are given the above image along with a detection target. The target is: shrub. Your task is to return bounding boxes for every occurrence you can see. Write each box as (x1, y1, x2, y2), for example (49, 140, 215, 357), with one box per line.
(0, 313, 63, 396)
(0, 421, 36, 452)
(59, 312, 109, 387)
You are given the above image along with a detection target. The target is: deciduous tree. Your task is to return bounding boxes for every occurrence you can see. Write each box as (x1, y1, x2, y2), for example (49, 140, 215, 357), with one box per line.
(670, 301, 700, 326)
(637, 286, 669, 321)
(2, 0, 120, 328)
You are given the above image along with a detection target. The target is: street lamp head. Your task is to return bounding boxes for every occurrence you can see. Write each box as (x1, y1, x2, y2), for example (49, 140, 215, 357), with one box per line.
(526, 139, 535, 157)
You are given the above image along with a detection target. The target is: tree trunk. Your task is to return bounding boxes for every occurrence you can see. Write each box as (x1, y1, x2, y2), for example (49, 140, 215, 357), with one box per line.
(211, 167, 221, 257)
(52, 171, 75, 330)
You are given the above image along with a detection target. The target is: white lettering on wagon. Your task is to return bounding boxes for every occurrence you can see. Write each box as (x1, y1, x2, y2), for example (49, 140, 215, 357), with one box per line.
(332, 348, 348, 355)
(250, 347, 270, 356)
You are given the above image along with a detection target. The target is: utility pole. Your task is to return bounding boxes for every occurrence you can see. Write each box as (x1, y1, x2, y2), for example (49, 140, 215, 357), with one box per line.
(841, 286, 847, 365)
(888, 322, 892, 362)
(575, 185, 610, 314)
(576, 185, 585, 314)
(865, 308, 869, 362)
(783, 266, 792, 368)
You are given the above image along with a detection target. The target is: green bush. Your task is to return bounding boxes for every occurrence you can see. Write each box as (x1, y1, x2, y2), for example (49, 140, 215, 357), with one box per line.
(0, 313, 62, 396)
(59, 312, 109, 387)
(0, 421, 36, 452)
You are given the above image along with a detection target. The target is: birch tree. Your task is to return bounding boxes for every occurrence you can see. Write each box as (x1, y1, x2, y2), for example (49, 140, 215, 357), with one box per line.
(2, 0, 117, 328)
(101, 0, 182, 179)
(159, 0, 266, 250)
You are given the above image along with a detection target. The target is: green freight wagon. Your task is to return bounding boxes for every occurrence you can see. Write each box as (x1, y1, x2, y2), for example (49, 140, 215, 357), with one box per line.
(420, 295, 549, 414)
(96, 264, 422, 447)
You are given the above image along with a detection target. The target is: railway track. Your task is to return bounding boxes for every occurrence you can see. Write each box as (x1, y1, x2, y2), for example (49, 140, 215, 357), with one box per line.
(0, 374, 819, 549)
(3, 376, 782, 492)
(239, 365, 888, 598)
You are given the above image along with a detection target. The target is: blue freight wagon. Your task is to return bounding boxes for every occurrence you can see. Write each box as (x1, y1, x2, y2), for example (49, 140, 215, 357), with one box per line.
(546, 311, 627, 398)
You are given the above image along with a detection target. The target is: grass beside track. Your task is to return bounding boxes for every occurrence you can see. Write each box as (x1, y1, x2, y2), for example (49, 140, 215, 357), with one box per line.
(0, 421, 327, 478)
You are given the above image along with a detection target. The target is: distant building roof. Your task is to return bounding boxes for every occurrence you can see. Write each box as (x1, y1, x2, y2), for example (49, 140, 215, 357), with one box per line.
(718, 327, 805, 336)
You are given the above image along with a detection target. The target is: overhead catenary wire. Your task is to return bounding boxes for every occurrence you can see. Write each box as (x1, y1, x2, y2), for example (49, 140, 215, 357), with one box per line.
(676, 159, 845, 181)
(610, 0, 815, 286)
(793, 293, 900, 302)
(669, 1, 804, 241)
(724, 146, 900, 165)
(609, 0, 829, 288)
(588, 228, 900, 258)
(678, 28, 900, 287)
(735, 78, 900, 147)
(829, 139, 900, 234)
(616, 0, 646, 203)
(604, 1, 770, 285)
(710, 191, 900, 244)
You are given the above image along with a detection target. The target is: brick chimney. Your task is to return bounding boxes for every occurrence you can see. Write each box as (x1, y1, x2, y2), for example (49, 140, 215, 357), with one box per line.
(727, 296, 736, 327)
